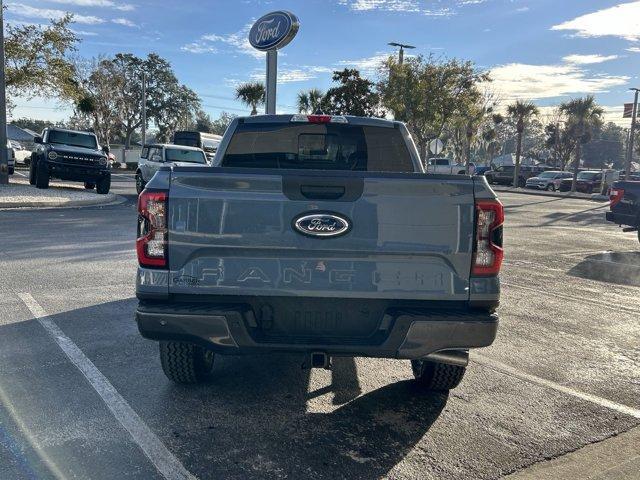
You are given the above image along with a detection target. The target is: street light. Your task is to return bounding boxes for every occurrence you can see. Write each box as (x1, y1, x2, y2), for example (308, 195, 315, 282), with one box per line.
(626, 87, 639, 177)
(388, 42, 415, 65)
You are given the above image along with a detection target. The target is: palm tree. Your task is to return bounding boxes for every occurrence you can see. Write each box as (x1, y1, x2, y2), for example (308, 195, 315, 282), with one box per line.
(297, 88, 325, 114)
(235, 82, 265, 115)
(507, 100, 539, 187)
(559, 96, 604, 192)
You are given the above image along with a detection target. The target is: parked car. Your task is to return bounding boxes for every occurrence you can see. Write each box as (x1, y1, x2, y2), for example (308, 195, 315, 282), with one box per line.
(30, 128, 111, 193)
(558, 171, 602, 193)
(426, 157, 475, 175)
(525, 171, 573, 191)
(474, 166, 492, 176)
(486, 165, 553, 187)
(135, 114, 502, 392)
(6, 140, 15, 175)
(135, 143, 209, 194)
(606, 180, 640, 244)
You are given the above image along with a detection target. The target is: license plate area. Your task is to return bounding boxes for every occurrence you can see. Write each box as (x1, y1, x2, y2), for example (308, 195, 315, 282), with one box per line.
(245, 298, 392, 345)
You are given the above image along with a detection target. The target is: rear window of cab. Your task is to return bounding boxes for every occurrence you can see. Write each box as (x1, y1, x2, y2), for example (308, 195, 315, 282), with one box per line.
(220, 123, 414, 172)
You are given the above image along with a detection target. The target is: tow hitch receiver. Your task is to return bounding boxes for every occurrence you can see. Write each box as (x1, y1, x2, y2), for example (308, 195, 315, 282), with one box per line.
(303, 352, 332, 370)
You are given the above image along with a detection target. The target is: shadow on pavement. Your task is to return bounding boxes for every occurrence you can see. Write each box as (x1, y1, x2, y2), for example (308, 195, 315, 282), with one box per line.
(0, 299, 448, 480)
(568, 251, 640, 286)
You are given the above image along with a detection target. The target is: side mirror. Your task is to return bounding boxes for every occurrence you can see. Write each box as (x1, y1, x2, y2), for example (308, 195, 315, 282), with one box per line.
(102, 145, 110, 155)
(34, 136, 43, 144)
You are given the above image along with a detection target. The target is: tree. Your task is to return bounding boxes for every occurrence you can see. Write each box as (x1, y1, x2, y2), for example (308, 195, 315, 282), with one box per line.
(582, 122, 625, 169)
(235, 82, 265, 115)
(507, 100, 539, 187)
(559, 96, 604, 192)
(154, 84, 201, 142)
(379, 55, 488, 162)
(324, 69, 382, 117)
(194, 110, 214, 133)
(4, 15, 79, 107)
(210, 112, 237, 136)
(297, 88, 325, 114)
(545, 122, 574, 170)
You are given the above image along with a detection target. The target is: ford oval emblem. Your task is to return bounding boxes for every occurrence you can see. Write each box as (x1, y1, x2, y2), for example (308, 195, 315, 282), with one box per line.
(249, 11, 299, 51)
(293, 212, 351, 238)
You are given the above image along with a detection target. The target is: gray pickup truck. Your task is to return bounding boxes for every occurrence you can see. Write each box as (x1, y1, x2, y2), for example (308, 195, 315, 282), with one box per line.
(135, 114, 503, 392)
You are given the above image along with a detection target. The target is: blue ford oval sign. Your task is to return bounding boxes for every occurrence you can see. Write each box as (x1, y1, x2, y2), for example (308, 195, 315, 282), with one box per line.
(249, 11, 299, 51)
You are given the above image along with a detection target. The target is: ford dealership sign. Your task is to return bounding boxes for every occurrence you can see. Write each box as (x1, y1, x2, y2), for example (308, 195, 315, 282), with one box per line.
(249, 11, 299, 51)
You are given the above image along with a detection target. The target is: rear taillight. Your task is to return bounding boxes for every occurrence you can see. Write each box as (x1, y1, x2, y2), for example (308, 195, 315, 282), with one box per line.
(136, 191, 168, 268)
(291, 114, 348, 124)
(472, 199, 504, 276)
(609, 188, 624, 209)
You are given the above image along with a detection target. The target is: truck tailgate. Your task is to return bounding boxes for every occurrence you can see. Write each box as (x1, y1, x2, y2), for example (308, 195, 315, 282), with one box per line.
(167, 168, 475, 301)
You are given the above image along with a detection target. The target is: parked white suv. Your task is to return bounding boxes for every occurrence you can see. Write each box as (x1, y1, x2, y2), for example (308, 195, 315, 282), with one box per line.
(136, 144, 209, 194)
(426, 157, 475, 175)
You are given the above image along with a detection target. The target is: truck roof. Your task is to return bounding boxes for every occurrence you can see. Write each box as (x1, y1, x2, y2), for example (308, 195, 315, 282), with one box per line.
(239, 114, 400, 129)
(46, 126, 97, 136)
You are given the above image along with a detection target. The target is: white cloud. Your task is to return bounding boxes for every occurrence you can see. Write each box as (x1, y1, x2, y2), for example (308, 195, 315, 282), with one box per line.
(112, 17, 136, 27)
(338, 52, 393, 76)
(551, 1, 640, 41)
(628, 47, 640, 53)
(44, 0, 135, 10)
(250, 66, 333, 83)
(183, 23, 264, 59)
(562, 54, 619, 65)
(73, 29, 98, 36)
(181, 42, 217, 54)
(489, 62, 629, 101)
(7, 4, 105, 24)
(338, 0, 483, 15)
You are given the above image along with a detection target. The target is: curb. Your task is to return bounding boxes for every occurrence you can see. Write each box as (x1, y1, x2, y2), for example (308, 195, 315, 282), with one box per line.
(0, 194, 127, 210)
(491, 187, 610, 203)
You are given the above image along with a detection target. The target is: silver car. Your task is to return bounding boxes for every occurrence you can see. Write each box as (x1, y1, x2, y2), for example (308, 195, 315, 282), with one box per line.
(525, 171, 572, 191)
(136, 144, 209, 194)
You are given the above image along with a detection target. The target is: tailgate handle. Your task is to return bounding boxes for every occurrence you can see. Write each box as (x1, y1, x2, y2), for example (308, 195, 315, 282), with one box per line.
(300, 185, 346, 200)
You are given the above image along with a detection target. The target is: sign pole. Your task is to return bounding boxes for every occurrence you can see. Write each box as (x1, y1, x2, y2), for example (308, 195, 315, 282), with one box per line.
(625, 88, 639, 177)
(265, 50, 277, 115)
(0, 0, 8, 185)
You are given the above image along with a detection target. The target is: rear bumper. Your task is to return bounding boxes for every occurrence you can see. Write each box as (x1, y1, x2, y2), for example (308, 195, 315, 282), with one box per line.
(606, 211, 637, 228)
(135, 301, 498, 360)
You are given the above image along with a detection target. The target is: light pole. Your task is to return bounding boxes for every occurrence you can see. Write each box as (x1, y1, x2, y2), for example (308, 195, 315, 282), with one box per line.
(0, 0, 8, 185)
(388, 42, 415, 65)
(141, 72, 147, 147)
(625, 88, 639, 177)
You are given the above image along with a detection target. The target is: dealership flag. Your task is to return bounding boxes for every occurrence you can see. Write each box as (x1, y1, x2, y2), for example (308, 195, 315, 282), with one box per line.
(623, 103, 634, 118)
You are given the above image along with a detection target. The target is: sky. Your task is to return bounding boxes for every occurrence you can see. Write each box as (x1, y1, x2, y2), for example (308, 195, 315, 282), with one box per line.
(6, 0, 640, 127)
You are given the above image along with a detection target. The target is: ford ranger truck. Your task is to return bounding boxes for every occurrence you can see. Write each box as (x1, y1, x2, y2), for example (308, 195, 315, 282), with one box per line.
(135, 114, 502, 392)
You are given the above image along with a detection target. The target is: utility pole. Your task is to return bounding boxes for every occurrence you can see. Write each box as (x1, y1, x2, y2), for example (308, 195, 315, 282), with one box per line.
(0, 0, 8, 185)
(141, 72, 147, 146)
(388, 42, 415, 65)
(625, 88, 639, 177)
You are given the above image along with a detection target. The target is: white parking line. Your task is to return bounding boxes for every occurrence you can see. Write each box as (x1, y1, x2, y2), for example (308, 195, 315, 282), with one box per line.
(17, 293, 197, 480)
(14, 171, 26, 178)
(474, 353, 640, 419)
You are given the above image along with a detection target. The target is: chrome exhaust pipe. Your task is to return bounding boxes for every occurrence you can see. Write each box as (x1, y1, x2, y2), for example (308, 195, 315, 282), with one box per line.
(423, 349, 469, 367)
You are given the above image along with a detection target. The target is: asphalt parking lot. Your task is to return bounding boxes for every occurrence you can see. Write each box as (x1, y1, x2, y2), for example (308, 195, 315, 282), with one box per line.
(0, 176, 638, 479)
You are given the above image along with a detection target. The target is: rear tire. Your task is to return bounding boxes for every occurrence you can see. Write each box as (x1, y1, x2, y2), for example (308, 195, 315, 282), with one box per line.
(159, 341, 215, 384)
(546, 184, 556, 192)
(411, 360, 466, 391)
(35, 161, 49, 189)
(84, 182, 95, 190)
(96, 174, 110, 194)
(135, 172, 145, 194)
